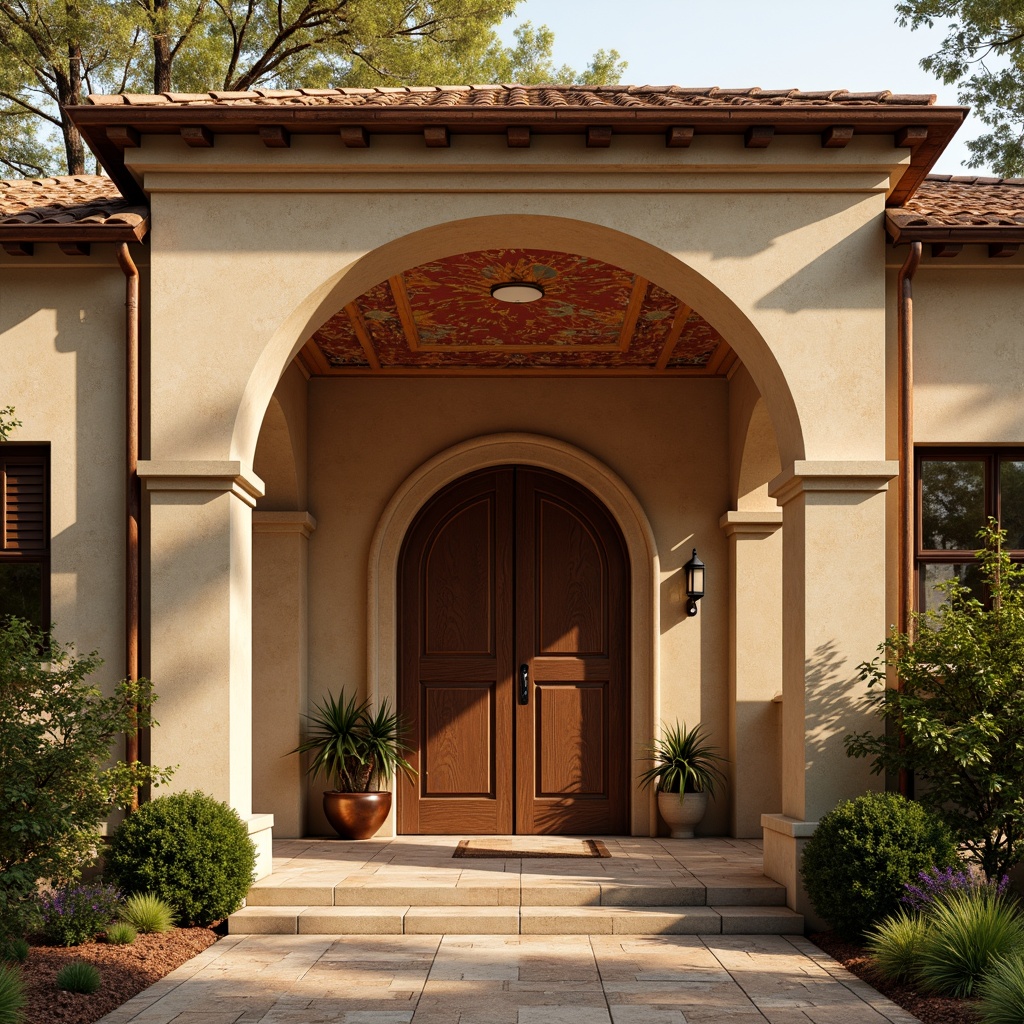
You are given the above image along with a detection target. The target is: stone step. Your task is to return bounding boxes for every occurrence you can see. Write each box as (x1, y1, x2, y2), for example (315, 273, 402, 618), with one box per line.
(244, 880, 787, 909)
(228, 904, 804, 936)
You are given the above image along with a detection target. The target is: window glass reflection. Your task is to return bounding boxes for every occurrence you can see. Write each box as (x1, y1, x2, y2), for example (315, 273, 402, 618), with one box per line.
(1000, 460, 1024, 550)
(920, 562, 985, 617)
(0, 563, 42, 627)
(921, 460, 986, 550)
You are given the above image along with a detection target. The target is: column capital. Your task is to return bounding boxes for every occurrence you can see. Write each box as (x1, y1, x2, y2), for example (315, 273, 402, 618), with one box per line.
(769, 460, 898, 506)
(719, 509, 784, 537)
(138, 460, 265, 507)
(253, 511, 317, 538)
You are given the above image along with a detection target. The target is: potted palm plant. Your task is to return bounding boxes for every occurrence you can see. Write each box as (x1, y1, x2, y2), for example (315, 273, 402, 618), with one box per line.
(292, 690, 415, 839)
(638, 721, 727, 838)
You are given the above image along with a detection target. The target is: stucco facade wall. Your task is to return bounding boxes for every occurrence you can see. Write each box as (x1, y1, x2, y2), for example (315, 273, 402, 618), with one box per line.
(0, 254, 132, 693)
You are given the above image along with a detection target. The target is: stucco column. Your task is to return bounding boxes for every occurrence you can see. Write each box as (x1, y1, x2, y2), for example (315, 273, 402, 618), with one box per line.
(252, 511, 316, 838)
(719, 510, 783, 838)
(139, 460, 274, 876)
(761, 460, 897, 920)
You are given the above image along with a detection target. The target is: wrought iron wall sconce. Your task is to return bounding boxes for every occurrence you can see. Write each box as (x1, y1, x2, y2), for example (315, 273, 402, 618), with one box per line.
(684, 548, 705, 617)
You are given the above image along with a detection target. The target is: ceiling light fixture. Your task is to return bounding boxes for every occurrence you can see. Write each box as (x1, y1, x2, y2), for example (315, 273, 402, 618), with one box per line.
(489, 281, 544, 303)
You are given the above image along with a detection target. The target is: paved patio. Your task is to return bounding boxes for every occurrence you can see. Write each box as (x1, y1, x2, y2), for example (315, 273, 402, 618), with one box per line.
(96, 932, 918, 1024)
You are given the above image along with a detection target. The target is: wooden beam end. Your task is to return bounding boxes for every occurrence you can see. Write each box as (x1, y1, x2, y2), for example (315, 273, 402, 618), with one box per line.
(666, 126, 694, 148)
(896, 125, 928, 148)
(181, 125, 214, 148)
(424, 126, 451, 148)
(821, 125, 854, 149)
(58, 241, 91, 256)
(260, 125, 291, 148)
(930, 242, 962, 258)
(340, 126, 369, 148)
(107, 125, 141, 149)
(2, 241, 33, 256)
(586, 126, 612, 148)
(507, 126, 531, 148)
(744, 125, 775, 149)
(989, 242, 1020, 258)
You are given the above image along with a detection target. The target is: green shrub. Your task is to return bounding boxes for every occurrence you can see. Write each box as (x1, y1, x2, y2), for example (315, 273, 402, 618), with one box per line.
(0, 963, 25, 1024)
(0, 938, 27, 965)
(38, 883, 122, 946)
(119, 894, 174, 934)
(108, 791, 256, 926)
(865, 910, 929, 983)
(55, 961, 100, 994)
(801, 791, 959, 939)
(979, 954, 1024, 1024)
(917, 889, 1024, 998)
(103, 923, 136, 945)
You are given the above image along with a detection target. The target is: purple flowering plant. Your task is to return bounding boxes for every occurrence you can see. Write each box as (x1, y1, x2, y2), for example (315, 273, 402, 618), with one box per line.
(39, 883, 123, 946)
(901, 866, 1010, 913)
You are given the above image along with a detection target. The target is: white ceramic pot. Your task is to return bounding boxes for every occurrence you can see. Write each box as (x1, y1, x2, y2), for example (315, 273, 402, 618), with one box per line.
(657, 790, 708, 839)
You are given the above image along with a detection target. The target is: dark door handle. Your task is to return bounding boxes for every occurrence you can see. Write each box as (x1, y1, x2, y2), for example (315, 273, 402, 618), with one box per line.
(518, 663, 530, 705)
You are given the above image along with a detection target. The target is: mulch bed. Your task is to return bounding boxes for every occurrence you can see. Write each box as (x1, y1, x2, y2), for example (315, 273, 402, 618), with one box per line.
(18, 926, 220, 1024)
(810, 932, 980, 1024)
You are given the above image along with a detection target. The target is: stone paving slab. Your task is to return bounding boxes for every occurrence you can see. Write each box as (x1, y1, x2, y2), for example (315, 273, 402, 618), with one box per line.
(94, 933, 918, 1024)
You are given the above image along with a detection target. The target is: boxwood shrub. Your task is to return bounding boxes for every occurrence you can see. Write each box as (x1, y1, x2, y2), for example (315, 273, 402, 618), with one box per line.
(107, 792, 256, 926)
(801, 792, 958, 939)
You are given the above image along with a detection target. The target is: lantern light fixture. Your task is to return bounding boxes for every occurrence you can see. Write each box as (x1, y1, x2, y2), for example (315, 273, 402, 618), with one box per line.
(683, 548, 705, 617)
(489, 281, 544, 303)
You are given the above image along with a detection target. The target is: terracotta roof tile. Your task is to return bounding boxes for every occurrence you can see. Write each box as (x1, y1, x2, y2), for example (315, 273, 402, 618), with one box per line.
(0, 175, 148, 236)
(85, 84, 939, 109)
(888, 174, 1024, 236)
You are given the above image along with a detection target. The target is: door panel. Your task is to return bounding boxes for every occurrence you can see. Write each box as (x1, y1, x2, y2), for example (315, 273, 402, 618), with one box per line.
(399, 466, 629, 834)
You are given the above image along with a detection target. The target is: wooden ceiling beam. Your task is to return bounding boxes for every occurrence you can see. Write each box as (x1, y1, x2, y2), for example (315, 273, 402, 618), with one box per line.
(389, 274, 422, 351)
(705, 339, 734, 375)
(617, 276, 648, 352)
(654, 303, 693, 371)
(344, 303, 382, 369)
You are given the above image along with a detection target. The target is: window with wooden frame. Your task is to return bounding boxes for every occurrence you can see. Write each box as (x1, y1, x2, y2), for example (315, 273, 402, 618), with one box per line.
(916, 449, 1024, 614)
(0, 444, 50, 628)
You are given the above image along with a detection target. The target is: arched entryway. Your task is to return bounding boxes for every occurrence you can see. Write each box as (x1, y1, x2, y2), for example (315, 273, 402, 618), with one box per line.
(398, 465, 630, 835)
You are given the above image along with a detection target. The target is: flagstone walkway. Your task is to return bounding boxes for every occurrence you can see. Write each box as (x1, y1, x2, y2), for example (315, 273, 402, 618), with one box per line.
(96, 932, 918, 1023)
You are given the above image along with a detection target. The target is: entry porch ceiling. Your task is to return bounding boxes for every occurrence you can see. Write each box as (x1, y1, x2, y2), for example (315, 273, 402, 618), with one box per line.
(300, 248, 736, 376)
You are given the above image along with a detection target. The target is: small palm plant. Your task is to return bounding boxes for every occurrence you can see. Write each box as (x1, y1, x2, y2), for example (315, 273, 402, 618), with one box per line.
(638, 721, 727, 798)
(292, 690, 415, 793)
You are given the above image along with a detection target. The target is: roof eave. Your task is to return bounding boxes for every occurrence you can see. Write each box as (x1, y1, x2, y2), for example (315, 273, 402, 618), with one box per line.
(0, 218, 150, 246)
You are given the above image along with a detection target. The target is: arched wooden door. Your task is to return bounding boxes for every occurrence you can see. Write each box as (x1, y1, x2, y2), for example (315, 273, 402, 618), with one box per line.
(398, 466, 630, 834)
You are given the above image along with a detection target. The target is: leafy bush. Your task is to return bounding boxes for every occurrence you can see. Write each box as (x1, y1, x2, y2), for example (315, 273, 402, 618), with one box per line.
(847, 523, 1024, 880)
(865, 910, 929, 982)
(979, 954, 1024, 1024)
(801, 791, 958, 939)
(55, 961, 100, 994)
(103, 923, 136, 945)
(917, 889, 1024, 998)
(0, 938, 27, 965)
(0, 963, 25, 1024)
(108, 791, 256, 926)
(119, 894, 174, 934)
(39, 884, 122, 947)
(902, 865, 1009, 913)
(0, 618, 171, 938)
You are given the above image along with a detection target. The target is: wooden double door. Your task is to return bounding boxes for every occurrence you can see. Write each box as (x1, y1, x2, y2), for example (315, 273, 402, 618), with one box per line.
(398, 466, 630, 834)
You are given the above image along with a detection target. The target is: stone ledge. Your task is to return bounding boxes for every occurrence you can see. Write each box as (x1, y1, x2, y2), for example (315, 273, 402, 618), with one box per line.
(761, 812, 818, 838)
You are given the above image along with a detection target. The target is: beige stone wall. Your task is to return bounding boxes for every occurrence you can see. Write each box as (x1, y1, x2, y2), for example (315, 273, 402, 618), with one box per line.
(0, 253, 136, 695)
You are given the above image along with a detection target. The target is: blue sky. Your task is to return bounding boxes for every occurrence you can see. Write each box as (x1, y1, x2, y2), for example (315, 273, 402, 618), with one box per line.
(498, 0, 985, 175)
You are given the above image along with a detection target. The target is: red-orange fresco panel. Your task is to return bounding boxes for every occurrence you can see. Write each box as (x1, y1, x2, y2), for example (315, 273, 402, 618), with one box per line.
(308, 248, 727, 371)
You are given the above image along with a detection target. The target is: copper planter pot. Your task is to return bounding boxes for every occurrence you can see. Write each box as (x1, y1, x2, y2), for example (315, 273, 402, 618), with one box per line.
(322, 791, 392, 840)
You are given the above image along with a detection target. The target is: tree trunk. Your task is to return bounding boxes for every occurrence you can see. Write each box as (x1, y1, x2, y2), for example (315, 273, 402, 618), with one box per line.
(152, 0, 173, 93)
(57, 48, 86, 175)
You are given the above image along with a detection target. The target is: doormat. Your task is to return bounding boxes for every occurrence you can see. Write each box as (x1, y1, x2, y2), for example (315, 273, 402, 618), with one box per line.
(453, 839, 610, 859)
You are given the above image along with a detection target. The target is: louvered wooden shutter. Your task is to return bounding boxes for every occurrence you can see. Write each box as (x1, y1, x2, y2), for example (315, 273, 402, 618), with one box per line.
(1, 451, 48, 553)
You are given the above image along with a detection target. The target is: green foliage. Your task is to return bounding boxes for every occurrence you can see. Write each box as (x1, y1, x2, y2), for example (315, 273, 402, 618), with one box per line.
(865, 910, 930, 982)
(0, 617, 172, 941)
(119, 893, 174, 934)
(292, 690, 414, 793)
(979, 953, 1024, 1024)
(0, 408, 20, 443)
(0, 0, 625, 174)
(0, 963, 26, 1024)
(917, 889, 1024, 998)
(0, 939, 27, 964)
(108, 791, 256, 926)
(800, 792, 959, 939)
(103, 922, 136, 945)
(54, 961, 100, 994)
(897, 1, 1024, 175)
(38, 884, 122, 946)
(637, 721, 728, 798)
(847, 523, 1024, 880)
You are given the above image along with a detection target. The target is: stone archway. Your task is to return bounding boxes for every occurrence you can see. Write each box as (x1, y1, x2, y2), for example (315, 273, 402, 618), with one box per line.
(367, 432, 660, 837)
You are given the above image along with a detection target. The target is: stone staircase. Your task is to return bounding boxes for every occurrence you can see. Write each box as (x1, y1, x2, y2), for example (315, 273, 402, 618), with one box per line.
(228, 836, 804, 936)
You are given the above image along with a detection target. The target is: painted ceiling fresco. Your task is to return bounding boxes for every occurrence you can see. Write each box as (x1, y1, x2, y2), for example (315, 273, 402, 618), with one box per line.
(305, 249, 733, 374)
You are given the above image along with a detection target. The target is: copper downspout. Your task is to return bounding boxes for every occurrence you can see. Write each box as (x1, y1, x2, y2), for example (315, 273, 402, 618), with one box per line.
(896, 239, 922, 799)
(116, 242, 141, 812)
